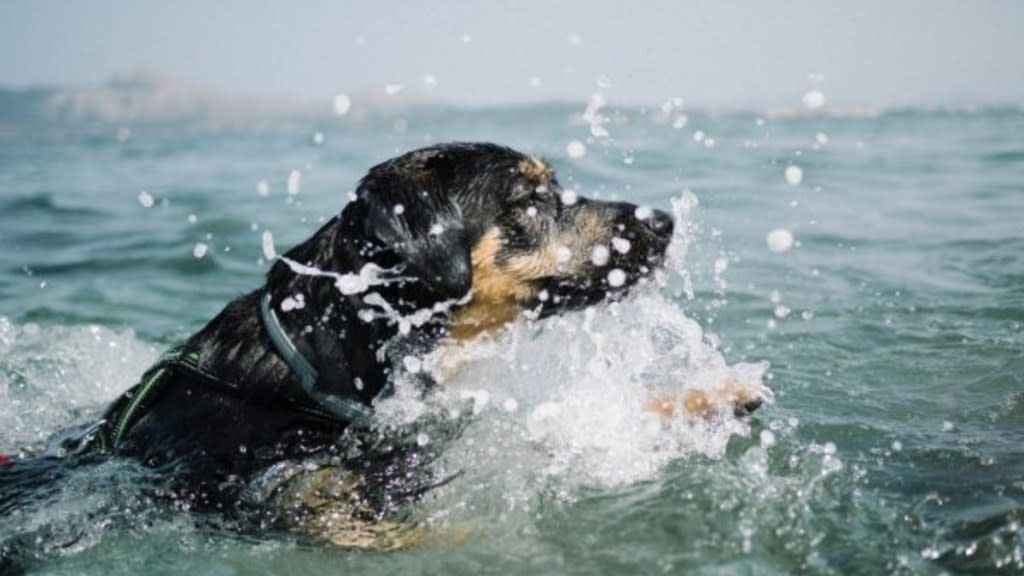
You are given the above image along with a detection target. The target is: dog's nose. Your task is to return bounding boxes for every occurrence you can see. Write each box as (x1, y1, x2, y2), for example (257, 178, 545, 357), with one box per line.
(643, 209, 674, 237)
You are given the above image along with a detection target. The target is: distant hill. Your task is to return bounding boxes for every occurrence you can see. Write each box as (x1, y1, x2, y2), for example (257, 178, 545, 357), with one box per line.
(0, 70, 420, 127)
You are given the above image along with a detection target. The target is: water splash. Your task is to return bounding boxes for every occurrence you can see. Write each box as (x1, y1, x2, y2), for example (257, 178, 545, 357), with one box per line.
(0, 318, 159, 452)
(374, 191, 772, 496)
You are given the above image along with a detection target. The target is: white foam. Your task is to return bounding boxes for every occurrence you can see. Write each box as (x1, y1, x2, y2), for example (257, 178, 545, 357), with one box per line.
(0, 318, 159, 451)
(396, 291, 770, 493)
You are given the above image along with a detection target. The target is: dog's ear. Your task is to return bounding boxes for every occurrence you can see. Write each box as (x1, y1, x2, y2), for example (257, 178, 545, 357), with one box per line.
(359, 181, 472, 301)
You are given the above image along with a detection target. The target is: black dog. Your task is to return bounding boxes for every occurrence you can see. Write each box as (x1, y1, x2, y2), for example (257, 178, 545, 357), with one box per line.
(33, 142, 675, 543)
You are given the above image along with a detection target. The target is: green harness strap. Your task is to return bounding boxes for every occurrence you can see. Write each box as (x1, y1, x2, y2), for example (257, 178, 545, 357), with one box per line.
(97, 347, 201, 451)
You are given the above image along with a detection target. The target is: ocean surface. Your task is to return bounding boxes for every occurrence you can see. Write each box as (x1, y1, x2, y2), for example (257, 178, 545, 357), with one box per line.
(1, 98, 1022, 575)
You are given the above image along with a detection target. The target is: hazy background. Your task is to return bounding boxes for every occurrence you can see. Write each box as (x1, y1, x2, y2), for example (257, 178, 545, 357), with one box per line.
(2, 0, 1023, 110)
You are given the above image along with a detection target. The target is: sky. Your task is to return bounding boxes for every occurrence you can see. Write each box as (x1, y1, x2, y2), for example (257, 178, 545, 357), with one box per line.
(2, 0, 1023, 109)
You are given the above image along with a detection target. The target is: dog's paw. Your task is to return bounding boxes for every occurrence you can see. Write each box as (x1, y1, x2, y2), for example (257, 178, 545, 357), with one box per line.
(646, 379, 770, 421)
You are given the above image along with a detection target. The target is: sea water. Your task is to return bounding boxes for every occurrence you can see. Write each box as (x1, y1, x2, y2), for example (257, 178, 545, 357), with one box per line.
(1, 101, 1022, 574)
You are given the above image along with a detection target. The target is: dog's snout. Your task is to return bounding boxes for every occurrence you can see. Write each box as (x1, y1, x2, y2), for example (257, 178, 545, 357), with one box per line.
(644, 209, 674, 238)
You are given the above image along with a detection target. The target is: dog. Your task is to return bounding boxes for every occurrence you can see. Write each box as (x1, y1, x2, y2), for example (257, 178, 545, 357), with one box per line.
(6, 142, 688, 551)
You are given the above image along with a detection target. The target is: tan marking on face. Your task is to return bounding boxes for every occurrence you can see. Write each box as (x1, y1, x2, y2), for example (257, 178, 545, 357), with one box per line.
(450, 228, 538, 340)
(504, 244, 560, 279)
(504, 208, 613, 278)
(450, 205, 615, 340)
(517, 157, 553, 183)
(573, 209, 612, 245)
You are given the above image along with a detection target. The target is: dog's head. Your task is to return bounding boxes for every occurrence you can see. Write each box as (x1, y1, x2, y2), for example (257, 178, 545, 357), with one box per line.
(343, 142, 674, 339)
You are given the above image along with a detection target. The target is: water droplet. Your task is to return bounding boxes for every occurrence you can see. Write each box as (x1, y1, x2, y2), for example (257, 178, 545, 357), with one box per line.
(555, 246, 572, 264)
(287, 170, 301, 195)
(766, 229, 795, 253)
(261, 230, 276, 260)
(607, 268, 626, 288)
(802, 90, 825, 109)
(333, 94, 351, 116)
(193, 243, 209, 259)
(785, 165, 803, 186)
(611, 237, 631, 254)
(566, 140, 586, 159)
(137, 191, 154, 208)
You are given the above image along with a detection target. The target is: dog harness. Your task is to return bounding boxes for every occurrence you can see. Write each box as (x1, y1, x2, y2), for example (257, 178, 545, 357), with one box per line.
(86, 347, 244, 451)
(79, 290, 373, 453)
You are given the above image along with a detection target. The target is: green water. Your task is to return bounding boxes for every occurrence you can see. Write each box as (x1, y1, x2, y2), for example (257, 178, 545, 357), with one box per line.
(1, 105, 1022, 574)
